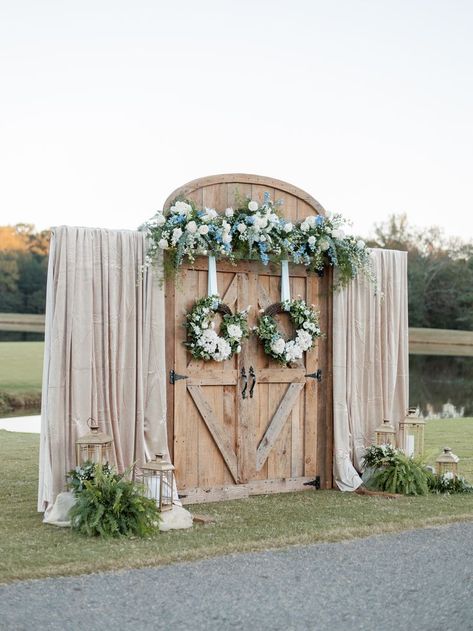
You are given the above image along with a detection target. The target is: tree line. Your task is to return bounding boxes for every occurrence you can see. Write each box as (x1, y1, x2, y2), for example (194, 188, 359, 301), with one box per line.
(1, 218, 473, 331)
(0, 225, 49, 313)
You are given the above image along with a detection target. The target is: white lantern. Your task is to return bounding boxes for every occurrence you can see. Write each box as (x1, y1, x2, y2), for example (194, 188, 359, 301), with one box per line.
(141, 453, 175, 512)
(436, 447, 460, 477)
(75, 418, 113, 466)
(398, 407, 425, 457)
(374, 419, 396, 447)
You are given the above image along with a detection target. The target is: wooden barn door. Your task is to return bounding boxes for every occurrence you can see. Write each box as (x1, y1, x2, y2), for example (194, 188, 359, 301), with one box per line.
(164, 175, 333, 503)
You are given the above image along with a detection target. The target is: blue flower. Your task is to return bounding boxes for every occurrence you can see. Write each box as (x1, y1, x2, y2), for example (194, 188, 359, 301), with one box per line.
(316, 216, 324, 226)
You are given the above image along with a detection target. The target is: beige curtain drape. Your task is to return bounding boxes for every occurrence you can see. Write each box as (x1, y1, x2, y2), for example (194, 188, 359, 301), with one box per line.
(38, 226, 168, 513)
(332, 248, 409, 491)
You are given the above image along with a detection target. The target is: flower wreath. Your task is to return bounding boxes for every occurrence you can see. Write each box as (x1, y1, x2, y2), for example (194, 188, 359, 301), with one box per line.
(255, 299, 322, 366)
(185, 295, 250, 362)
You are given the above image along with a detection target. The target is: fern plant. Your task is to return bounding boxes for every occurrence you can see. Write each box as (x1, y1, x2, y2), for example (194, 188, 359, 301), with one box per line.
(367, 451, 429, 496)
(68, 463, 160, 538)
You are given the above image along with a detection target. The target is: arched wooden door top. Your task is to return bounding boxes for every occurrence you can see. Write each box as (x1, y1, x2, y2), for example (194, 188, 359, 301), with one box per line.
(163, 173, 326, 222)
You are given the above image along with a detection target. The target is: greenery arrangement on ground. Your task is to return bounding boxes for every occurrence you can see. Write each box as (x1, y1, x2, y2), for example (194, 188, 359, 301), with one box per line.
(2, 429, 473, 584)
(67, 462, 160, 538)
(362, 444, 473, 496)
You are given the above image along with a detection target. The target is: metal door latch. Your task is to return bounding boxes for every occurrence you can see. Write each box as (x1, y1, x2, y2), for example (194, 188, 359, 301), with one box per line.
(305, 369, 322, 382)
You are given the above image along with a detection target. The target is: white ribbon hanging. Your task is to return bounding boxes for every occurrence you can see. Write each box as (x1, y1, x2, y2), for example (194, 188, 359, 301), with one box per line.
(280, 259, 291, 303)
(208, 255, 219, 297)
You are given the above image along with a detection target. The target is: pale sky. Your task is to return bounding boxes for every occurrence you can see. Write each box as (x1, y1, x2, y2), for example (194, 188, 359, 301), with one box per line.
(1, 0, 472, 239)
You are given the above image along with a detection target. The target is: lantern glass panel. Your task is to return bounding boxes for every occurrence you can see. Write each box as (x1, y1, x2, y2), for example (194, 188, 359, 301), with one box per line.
(435, 447, 459, 477)
(374, 420, 396, 447)
(398, 410, 425, 457)
(141, 454, 175, 512)
(75, 419, 113, 466)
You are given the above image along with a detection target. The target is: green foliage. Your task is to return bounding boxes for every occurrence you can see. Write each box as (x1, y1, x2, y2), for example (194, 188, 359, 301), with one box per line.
(363, 445, 429, 496)
(67, 460, 114, 493)
(427, 472, 473, 494)
(67, 463, 160, 538)
(369, 454, 430, 496)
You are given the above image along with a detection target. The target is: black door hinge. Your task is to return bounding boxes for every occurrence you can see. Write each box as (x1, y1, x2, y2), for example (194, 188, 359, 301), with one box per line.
(303, 476, 321, 490)
(306, 369, 322, 382)
(169, 369, 188, 385)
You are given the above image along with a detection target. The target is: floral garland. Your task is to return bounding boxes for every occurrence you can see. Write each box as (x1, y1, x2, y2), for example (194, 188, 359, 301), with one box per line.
(185, 295, 250, 362)
(254, 299, 322, 366)
(143, 195, 371, 288)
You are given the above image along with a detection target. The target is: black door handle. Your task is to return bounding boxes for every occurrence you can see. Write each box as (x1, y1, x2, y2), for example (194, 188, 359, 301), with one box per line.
(249, 366, 256, 398)
(241, 367, 248, 399)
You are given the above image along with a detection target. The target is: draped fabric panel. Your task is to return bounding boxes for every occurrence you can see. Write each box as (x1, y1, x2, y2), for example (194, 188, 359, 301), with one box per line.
(38, 227, 168, 512)
(332, 249, 409, 491)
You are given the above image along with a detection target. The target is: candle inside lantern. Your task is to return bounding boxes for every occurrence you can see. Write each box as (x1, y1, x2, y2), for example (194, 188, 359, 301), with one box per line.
(406, 435, 415, 457)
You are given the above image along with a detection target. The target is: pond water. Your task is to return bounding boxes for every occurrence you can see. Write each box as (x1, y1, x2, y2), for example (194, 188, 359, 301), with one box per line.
(410, 355, 473, 417)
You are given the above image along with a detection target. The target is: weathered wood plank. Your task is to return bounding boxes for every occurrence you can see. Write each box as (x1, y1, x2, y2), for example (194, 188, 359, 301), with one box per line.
(187, 384, 238, 483)
(409, 327, 473, 356)
(0, 312, 45, 333)
(256, 368, 306, 383)
(256, 382, 305, 471)
(179, 476, 316, 504)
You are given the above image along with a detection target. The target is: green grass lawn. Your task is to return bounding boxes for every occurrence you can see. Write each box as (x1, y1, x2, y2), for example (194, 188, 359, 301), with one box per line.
(0, 341, 44, 393)
(1, 425, 473, 584)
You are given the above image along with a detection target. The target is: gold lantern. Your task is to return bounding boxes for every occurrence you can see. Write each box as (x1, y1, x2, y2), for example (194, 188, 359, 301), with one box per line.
(75, 417, 113, 466)
(436, 447, 459, 477)
(141, 453, 175, 512)
(374, 419, 396, 447)
(398, 407, 425, 457)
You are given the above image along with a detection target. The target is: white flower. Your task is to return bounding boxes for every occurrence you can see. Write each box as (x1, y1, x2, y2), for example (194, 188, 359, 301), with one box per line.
(270, 337, 286, 355)
(442, 471, 455, 481)
(227, 324, 243, 339)
(174, 201, 192, 216)
(236, 345, 241, 353)
(213, 337, 232, 362)
(306, 216, 316, 227)
(284, 222, 293, 233)
(357, 239, 365, 249)
(332, 229, 345, 240)
(222, 220, 231, 232)
(202, 208, 218, 222)
(248, 200, 258, 212)
(284, 340, 303, 362)
(254, 215, 268, 230)
(222, 233, 232, 244)
(225, 207, 234, 218)
(259, 235, 267, 242)
(155, 213, 166, 226)
(158, 238, 169, 249)
(296, 329, 313, 351)
(308, 236, 316, 246)
(186, 220, 197, 233)
(319, 239, 330, 251)
(300, 221, 310, 233)
(269, 213, 279, 224)
(198, 224, 209, 235)
(325, 227, 332, 235)
(237, 223, 247, 233)
(172, 228, 183, 244)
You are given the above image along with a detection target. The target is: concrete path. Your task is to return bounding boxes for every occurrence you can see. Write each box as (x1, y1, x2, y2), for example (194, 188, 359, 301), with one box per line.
(1, 521, 473, 630)
(0, 414, 40, 433)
